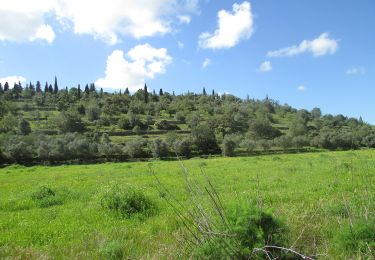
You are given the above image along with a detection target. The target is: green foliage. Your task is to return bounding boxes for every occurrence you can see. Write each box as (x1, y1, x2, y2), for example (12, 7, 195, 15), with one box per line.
(192, 206, 289, 259)
(99, 241, 124, 260)
(335, 219, 375, 256)
(31, 186, 63, 208)
(18, 118, 31, 135)
(100, 184, 157, 219)
(222, 135, 237, 157)
(151, 138, 169, 158)
(58, 112, 86, 133)
(191, 124, 220, 154)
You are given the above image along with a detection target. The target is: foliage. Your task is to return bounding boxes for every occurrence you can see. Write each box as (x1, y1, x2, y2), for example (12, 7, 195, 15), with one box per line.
(100, 184, 157, 219)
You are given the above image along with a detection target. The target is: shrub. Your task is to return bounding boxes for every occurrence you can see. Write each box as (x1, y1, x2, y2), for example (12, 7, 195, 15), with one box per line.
(99, 241, 124, 260)
(192, 206, 289, 259)
(31, 186, 63, 208)
(240, 139, 257, 153)
(101, 185, 157, 219)
(155, 120, 179, 130)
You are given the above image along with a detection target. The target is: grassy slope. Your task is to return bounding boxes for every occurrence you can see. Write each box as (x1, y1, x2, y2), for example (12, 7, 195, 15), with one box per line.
(0, 150, 374, 259)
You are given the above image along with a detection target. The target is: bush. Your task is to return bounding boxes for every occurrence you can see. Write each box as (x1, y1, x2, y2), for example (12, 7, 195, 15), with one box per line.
(101, 185, 157, 219)
(31, 186, 63, 208)
(155, 120, 179, 130)
(240, 139, 257, 153)
(192, 206, 289, 259)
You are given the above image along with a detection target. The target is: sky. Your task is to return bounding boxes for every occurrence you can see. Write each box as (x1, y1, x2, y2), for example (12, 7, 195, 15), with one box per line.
(0, 0, 374, 123)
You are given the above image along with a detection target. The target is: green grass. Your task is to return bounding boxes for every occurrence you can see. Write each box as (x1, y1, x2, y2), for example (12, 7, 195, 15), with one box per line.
(0, 150, 374, 259)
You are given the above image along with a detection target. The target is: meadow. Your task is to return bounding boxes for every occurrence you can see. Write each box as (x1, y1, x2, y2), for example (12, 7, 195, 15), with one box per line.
(0, 150, 374, 259)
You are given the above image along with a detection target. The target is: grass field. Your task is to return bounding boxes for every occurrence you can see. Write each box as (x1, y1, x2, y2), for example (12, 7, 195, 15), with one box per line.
(0, 150, 374, 259)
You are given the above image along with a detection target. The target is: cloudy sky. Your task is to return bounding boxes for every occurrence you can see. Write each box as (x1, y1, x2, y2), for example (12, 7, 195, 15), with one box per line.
(0, 0, 374, 123)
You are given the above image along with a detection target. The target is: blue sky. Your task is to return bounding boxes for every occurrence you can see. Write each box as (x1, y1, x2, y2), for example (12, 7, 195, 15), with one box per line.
(0, 0, 374, 123)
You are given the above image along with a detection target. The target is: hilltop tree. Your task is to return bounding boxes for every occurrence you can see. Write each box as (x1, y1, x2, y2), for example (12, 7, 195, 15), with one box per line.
(77, 84, 81, 99)
(53, 76, 59, 94)
(0, 83, 3, 94)
(159, 88, 164, 96)
(36, 81, 42, 93)
(124, 87, 130, 95)
(144, 83, 149, 103)
(191, 124, 219, 154)
(4, 82, 9, 92)
(203, 87, 207, 96)
(44, 82, 49, 93)
(48, 84, 53, 93)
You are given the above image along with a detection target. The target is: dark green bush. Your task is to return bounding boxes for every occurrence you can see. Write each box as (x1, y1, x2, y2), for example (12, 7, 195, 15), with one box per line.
(31, 186, 63, 208)
(192, 206, 289, 259)
(101, 185, 157, 219)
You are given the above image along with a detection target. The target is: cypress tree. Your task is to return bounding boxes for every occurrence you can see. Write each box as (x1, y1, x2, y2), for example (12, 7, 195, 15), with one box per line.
(36, 81, 41, 93)
(78, 84, 81, 99)
(4, 82, 9, 92)
(125, 87, 130, 95)
(144, 83, 149, 103)
(203, 87, 207, 96)
(44, 82, 49, 93)
(159, 88, 164, 96)
(54, 76, 59, 94)
(89, 83, 96, 92)
(48, 84, 53, 93)
(0, 83, 3, 94)
(100, 88, 103, 97)
(84, 84, 89, 94)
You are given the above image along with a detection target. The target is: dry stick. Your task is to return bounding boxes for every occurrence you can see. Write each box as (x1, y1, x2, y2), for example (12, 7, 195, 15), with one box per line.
(252, 248, 273, 260)
(262, 246, 314, 260)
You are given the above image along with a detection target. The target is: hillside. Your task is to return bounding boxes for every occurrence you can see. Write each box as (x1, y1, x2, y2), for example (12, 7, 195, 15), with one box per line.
(0, 80, 375, 164)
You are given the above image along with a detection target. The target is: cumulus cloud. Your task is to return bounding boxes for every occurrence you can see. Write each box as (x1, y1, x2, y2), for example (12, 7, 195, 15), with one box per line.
(202, 58, 212, 69)
(0, 0, 200, 45)
(0, 0, 56, 43)
(96, 44, 172, 92)
(0, 75, 27, 86)
(297, 85, 306, 91)
(267, 33, 339, 57)
(257, 61, 272, 72)
(198, 1, 253, 49)
(346, 66, 365, 75)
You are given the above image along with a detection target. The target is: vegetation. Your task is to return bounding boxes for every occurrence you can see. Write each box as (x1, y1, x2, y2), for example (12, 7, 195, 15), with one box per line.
(0, 150, 374, 258)
(1, 79, 374, 164)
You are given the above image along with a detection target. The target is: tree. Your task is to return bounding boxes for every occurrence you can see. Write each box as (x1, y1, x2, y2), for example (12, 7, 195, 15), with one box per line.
(18, 118, 31, 135)
(191, 124, 219, 154)
(78, 84, 81, 99)
(0, 83, 3, 94)
(159, 88, 164, 96)
(125, 87, 130, 95)
(53, 76, 59, 94)
(86, 104, 101, 121)
(4, 82, 9, 92)
(48, 84, 53, 93)
(222, 135, 237, 157)
(58, 112, 86, 133)
(84, 84, 90, 94)
(36, 81, 42, 93)
(274, 135, 292, 150)
(152, 138, 169, 158)
(240, 139, 256, 153)
(89, 83, 96, 93)
(144, 83, 149, 103)
(203, 87, 207, 96)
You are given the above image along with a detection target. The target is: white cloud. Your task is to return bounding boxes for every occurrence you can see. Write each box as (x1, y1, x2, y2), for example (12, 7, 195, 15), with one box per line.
(178, 41, 184, 49)
(202, 58, 212, 69)
(267, 33, 339, 57)
(0, 75, 27, 86)
(297, 85, 306, 91)
(178, 15, 191, 24)
(257, 61, 272, 72)
(198, 1, 253, 49)
(0, 0, 56, 43)
(0, 0, 200, 45)
(96, 44, 172, 92)
(346, 66, 365, 75)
